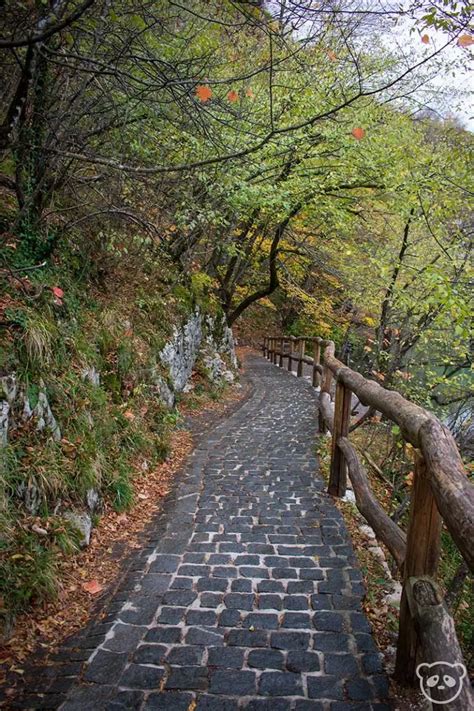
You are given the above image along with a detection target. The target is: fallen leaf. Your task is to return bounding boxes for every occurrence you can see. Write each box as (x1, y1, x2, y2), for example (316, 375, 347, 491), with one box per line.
(327, 50, 337, 61)
(82, 580, 103, 595)
(52, 286, 64, 298)
(245, 88, 255, 98)
(227, 90, 239, 102)
(421, 34, 430, 44)
(351, 127, 365, 140)
(195, 84, 212, 102)
(123, 410, 135, 420)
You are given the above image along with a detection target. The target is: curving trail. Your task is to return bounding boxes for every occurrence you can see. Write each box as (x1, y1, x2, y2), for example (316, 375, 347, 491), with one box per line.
(14, 355, 390, 710)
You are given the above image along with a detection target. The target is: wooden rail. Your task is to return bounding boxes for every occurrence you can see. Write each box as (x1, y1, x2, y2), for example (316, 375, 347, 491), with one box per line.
(262, 335, 473, 704)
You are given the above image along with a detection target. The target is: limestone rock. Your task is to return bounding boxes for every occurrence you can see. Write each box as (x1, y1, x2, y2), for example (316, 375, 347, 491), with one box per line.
(17, 481, 42, 515)
(341, 489, 356, 504)
(158, 308, 237, 396)
(86, 488, 100, 512)
(154, 374, 175, 408)
(1, 375, 17, 404)
(0, 401, 9, 447)
(160, 309, 202, 392)
(81, 366, 100, 386)
(34, 390, 61, 441)
(202, 315, 237, 384)
(202, 348, 235, 384)
(64, 511, 92, 548)
(205, 315, 238, 368)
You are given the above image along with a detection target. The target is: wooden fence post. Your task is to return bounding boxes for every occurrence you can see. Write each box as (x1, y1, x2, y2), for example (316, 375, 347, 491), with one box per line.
(263, 336, 267, 358)
(279, 338, 284, 367)
(318, 358, 332, 435)
(395, 451, 442, 685)
(272, 337, 278, 365)
(269, 337, 274, 362)
(312, 338, 321, 388)
(287, 336, 294, 371)
(297, 339, 305, 377)
(328, 379, 352, 497)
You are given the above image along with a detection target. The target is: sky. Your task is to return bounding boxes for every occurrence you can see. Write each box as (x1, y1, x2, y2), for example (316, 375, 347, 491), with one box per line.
(269, 0, 473, 130)
(391, 16, 473, 130)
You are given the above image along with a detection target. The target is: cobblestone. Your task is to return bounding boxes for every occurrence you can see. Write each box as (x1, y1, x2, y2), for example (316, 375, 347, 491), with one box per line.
(16, 355, 389, 709)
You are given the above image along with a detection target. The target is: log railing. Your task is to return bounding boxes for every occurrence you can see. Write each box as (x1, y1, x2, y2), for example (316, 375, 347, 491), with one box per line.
(262, 335, 473, 706)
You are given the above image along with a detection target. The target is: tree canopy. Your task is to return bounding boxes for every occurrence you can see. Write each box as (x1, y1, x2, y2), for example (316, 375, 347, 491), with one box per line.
(1, 0, 473, 410)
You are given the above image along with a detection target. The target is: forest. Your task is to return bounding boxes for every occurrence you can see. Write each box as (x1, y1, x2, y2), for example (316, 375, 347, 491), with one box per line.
(0, 0, 473, 705)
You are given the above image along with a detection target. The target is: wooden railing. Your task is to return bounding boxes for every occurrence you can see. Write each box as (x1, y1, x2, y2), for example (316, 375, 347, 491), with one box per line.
(263, 335, 474, 707)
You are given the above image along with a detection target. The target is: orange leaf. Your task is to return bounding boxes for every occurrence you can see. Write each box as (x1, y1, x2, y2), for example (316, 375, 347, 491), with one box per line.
(123, 410, 135, 420)
(327, 50, 337, 62)
(195, 85, 212, 102)
(82, 580, 103, 595)
(227, 90, 239, 102)
(457, 33, 474, 47)
(421, 34, 430, 44)
(245, 88, 255, 99)
(351, 127, 365, 140)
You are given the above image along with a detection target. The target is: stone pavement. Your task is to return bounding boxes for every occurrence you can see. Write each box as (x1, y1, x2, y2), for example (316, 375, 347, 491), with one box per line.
(13, 355, 390, 710)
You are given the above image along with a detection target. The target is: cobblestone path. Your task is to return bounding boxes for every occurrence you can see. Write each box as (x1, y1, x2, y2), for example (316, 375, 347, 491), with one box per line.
(17, 355, 390, 710)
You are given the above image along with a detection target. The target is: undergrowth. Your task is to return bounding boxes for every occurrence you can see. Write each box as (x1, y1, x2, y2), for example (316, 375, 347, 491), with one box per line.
(0, 234, 223, 633)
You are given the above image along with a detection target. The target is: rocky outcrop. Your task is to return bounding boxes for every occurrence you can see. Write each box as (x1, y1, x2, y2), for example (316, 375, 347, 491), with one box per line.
(81, 366, 100, 386)
(0, 400, 9, 447)
(64, 511, 92, 548)
(1, 376, 61, 449)
(158, 309, 237, 400)
(160, 309, 202, 392)
(153, 374, 176, 408)
(33, 389, 61, 441)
